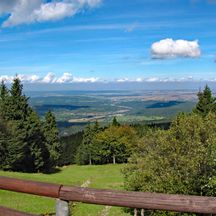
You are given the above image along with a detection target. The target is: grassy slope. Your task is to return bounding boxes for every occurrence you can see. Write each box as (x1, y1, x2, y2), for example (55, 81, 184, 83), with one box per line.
(0, 164, 130, 216)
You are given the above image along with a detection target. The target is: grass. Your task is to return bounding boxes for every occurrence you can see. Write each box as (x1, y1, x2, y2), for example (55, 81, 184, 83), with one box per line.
(116, 115, 164, 123)
(0, 164, 130, 216)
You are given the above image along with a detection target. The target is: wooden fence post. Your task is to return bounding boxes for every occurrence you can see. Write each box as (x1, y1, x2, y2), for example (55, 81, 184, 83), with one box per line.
(56, 199, 70, 216)
(134, 208, 138, 216)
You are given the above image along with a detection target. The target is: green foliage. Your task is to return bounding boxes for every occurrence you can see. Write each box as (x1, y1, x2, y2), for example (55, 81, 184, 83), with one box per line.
(93, 125, 137, 164)
(0, 116, 11, 169)
(43, 110, 61, 167)
(59, 131, 83, 166)
(24, 111, 49, 172)
(112, 116, 120, 126)
(193, 85, 216, 117)
(76, 121, 138, 165)
(0, 78, 60, 172)
(76, 122, 101, 165)
(123, 112, 216, 215)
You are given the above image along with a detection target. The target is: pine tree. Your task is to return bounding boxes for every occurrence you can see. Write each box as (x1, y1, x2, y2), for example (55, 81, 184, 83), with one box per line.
(0, 81, 9, 119)
(43, 111, 61, 167)
(6, 122, 28, 171)
(194, 85, 216, 117)
(0, 115, 10, 169)
(112, 117, 120, 127)
(75, 122, 101, 165)
(0, 78, 60, 172)
(24, 111, 49, 172)
(8, 77, 31, 121)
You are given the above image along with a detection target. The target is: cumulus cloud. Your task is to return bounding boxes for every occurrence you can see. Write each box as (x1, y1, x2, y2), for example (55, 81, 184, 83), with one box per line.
(0, 0, 102, 27)
(151, 38, 201, 59)
(56, 72, 73, 83)
(0, 73, 212, 83)
(0, 73, 99, 84)
(116, 78, 129, 83)
(42, 72, 57, 83)
(73, 77, 99, 82)
(114, 76, 203, 83)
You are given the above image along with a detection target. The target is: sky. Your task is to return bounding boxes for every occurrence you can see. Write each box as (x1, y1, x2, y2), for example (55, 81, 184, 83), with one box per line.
(0, 0, 216, 87)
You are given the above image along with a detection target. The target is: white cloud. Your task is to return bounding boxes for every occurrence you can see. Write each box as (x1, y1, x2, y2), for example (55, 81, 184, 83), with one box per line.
(17, 74, 40, 83)
(0, 73, 212, 84)
(0, 73, 99, 83)
(145, 77, 160, 82)
(0, 0, 102, 27)
(151, 38, 201, 59)
(116, 78, 129, 83)
(42, 72, 56, 83)
(73, 77, 99, 82)
(135, 77, 143, 82)
(56, 72, 73, 83)
(0, 75, 14, 83)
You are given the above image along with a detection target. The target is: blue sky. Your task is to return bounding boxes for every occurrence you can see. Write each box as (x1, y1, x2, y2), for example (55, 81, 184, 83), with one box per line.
(0, 0, 215, 84)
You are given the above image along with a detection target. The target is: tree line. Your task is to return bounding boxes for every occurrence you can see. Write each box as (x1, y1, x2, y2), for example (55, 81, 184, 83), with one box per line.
(123, 85, 216, 215)
(0, 77, 61, 172)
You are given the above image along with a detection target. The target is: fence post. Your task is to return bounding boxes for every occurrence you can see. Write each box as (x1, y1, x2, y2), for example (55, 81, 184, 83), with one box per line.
(56, 199, 70, 216)
(134, 208, 138, 216)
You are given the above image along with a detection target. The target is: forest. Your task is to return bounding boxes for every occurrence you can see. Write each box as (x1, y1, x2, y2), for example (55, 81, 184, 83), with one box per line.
(0, 78, 215, 215)
(0, 78, 61, 172)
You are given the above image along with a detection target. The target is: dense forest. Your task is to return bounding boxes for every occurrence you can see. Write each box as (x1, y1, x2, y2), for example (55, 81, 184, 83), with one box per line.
(0, 79, 215, 215)
(0, 78, 61, 172)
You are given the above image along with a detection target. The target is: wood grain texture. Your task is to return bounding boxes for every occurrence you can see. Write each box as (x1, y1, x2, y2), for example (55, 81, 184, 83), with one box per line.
(1, 176, 216, 214)
(60, 186, 216, 214)
(0, 176, 62, 198)
(0, 206, 38, 216)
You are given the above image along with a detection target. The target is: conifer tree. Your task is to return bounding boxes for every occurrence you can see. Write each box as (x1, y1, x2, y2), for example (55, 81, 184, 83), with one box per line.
(25, 111, 49, 172)
(194, 85, 216, 117)
(76, 122, 101, 165)
(0, 78, 61, 172)
(8, 77, 31, 121)
(0, 78, 29, 171)
(112, 117, 120, 126)
(0, 115, 10, 169)
(6, 123, 28, 171)
(0, 81, 9, 118)
(43, 111, 61, 167)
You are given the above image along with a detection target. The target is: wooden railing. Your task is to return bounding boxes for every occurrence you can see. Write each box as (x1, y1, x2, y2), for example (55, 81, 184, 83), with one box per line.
(0, 176, 216, 216)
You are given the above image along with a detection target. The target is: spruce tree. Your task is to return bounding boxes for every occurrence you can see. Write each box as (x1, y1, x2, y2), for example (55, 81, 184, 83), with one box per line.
(43, 111, 61, 167)
(0, 77, 52, 172)
(194, 85, 216, 117)
(0, 81, 9, 119)
(0, 115, 10, 169)
(112, 117, 120, 127)
(6, 122, 28, 171)
(24, 111, 49, 172)
(76, 122, 100, 165)
(8, 77, 31, 121)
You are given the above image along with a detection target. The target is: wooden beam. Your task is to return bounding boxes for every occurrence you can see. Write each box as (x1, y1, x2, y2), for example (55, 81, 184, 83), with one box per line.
(60, 186, 216, 214)
(0, 206, 38, 216)
(1, 176, 216, 214)
(0, 176, 62, 198)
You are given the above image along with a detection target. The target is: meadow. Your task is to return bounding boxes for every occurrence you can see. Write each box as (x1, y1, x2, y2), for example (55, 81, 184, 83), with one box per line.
(0, 164, 130, 216)
(28, 90, 196, 135)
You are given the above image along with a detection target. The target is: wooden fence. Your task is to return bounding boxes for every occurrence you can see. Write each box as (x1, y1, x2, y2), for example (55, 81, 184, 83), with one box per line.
(0, 176, 216, 216)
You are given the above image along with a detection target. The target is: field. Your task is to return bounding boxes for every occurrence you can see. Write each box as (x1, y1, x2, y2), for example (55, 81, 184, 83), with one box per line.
(27, 90, 197, 135)
(0, 164, 130, 216)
